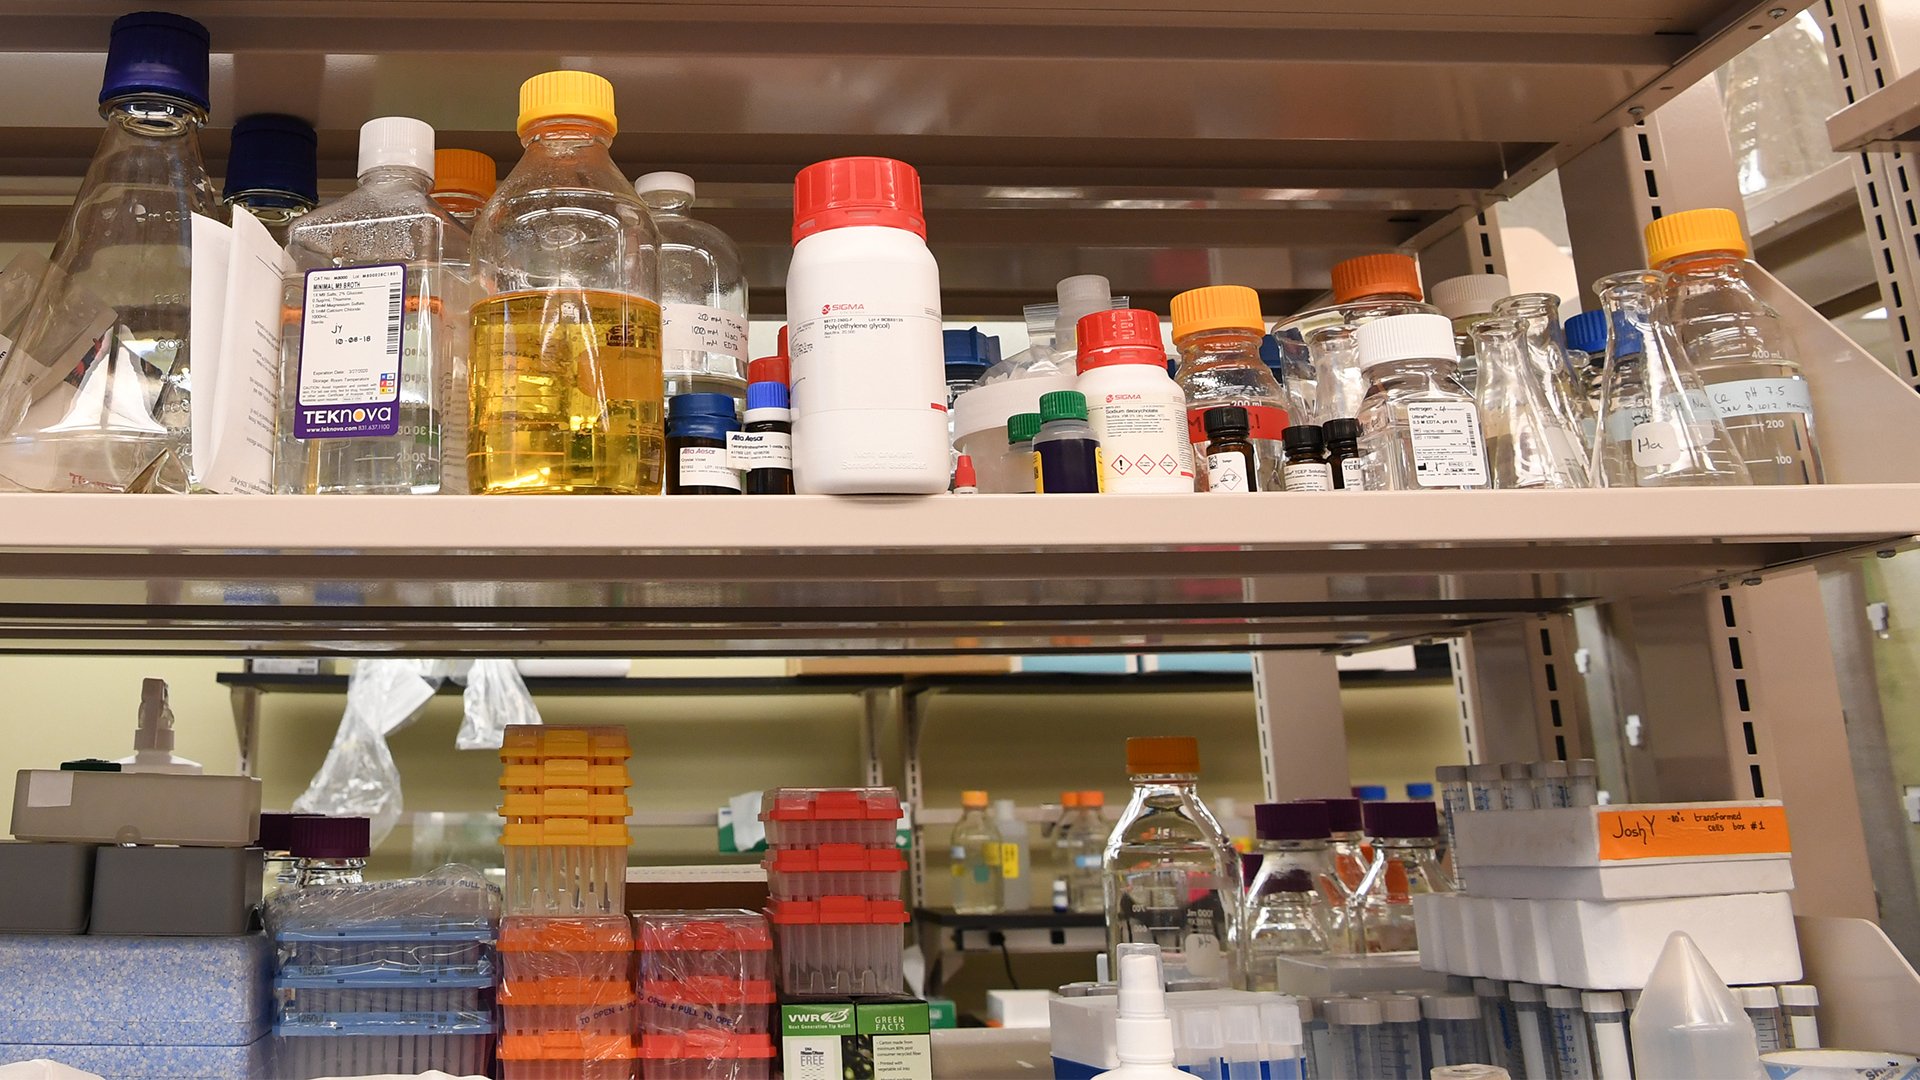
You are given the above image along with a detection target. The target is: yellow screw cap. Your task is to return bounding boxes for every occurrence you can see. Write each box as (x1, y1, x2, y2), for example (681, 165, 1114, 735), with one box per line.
(1644, 207, 1747, 266)
(1171, 285, 1265, 338)
(517, 69, 617, 138)
(433, 149, 497, 201)
(961, 790, 989, 808)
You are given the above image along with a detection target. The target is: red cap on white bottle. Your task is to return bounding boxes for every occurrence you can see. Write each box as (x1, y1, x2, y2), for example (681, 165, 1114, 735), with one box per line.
(792, 157, 926, 243)
(1076, 309, 1167, 373)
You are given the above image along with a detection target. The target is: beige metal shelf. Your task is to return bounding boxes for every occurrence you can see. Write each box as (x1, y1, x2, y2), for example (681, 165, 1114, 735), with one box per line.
(1827, 67, 1920, 152)
(0, 487, 1907, 656)
(0, 0, 1811, 313)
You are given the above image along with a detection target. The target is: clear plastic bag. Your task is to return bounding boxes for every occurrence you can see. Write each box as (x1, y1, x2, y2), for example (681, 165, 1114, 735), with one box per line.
(456, 659, 543, 750)
(292, 661, 438, 843)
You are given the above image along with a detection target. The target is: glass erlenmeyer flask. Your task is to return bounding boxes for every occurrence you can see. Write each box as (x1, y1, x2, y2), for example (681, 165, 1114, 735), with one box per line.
(1592, 271, 1751, 488)
(1471, 316, 1590, 489)
(0, 13, 218, 493)
(1490, 292, 1588, 434)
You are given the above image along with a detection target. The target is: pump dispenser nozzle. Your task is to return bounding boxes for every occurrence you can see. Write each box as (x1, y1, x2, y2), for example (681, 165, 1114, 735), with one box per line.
(118, 677, 202, 774)
(1094, 943, 1191, 1079)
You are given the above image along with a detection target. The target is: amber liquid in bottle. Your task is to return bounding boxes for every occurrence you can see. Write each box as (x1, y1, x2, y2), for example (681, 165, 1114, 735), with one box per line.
(468, 287, 665, 494)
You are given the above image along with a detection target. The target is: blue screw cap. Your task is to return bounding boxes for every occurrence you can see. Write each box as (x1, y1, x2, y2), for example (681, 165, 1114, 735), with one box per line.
(101, 11, 211, 111)
(746, 381, 790, 411)
(225, 114, 318, 205)
(1565, 310, 1608, 355)
(943, 327, 1001, 373)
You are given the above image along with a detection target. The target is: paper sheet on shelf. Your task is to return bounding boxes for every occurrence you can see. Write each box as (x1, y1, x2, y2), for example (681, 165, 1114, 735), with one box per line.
(188, 208, 288, 493)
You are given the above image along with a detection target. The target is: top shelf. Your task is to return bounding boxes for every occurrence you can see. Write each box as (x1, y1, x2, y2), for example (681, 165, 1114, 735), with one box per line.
(0, 0, 1808, 312)
(0, 488, 1907, 657)
(1827, 68, 1920, 153)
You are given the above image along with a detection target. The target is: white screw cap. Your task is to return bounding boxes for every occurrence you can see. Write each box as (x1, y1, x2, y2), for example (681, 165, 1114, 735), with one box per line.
(358, 116, 434, 178)
(636, 170, 695, 199)
(1429, 274, 1512, 320)
(1356, 312, 1457, 371)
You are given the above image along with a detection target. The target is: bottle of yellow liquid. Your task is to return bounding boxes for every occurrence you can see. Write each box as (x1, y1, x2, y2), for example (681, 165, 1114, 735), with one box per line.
(467, 70, 665, 494)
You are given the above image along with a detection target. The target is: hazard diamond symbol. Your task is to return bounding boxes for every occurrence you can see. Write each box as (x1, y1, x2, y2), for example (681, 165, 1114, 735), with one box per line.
(1135, 455, 1158, 474)
(1158, 454, 1178, 473)
(1112, 455, 1132, 474)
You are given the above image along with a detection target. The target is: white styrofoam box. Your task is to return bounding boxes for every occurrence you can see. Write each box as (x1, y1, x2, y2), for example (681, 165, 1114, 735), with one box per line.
(1542, 891, 1800, 989)
(512, 659, 632, 677)
(11, 770, 261, 847)
(987, 989, 1053, 1029)
(1464, 859, 1795, 900)
(1449, 894, 1479, 978)
(1451, 801, 1790, 901)
(1412, 893, 1448, 973)
(1466, 898, 1513, 980)
(1518, 900, 1558, 986)
(1047, 995, 1118, 1073)
(1274, 952, 1453, 997)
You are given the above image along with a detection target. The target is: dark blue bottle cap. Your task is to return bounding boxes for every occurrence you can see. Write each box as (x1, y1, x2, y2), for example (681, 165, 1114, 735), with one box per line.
(1405, 782, 1435, 799)
(943, 327, 1000, 373)
(224, 114, 318, 205)
(1564, 310, 1608, 355)
(100, 11, 211, 111)
(746, 381, 789, 411)
(1259, 333, 1283, 371)
(667, 392, 739, 421)
(1353, 784, 1389, 801)
(667, 411, 741, 442)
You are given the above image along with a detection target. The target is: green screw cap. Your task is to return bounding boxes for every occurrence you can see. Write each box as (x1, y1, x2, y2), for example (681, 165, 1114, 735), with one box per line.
(1007, 412, 1042, 444)
(1039, 390, 1088, 424)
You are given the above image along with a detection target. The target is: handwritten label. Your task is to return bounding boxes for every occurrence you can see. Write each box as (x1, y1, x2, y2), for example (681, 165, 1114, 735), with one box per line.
(1710, 377, 1813, 420)
(1631, 420, 1684, 467)
(1595, 805, 1791, 860)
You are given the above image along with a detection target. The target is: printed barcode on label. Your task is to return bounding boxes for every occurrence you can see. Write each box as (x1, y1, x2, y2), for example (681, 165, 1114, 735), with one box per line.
(385, 279, 403, 354)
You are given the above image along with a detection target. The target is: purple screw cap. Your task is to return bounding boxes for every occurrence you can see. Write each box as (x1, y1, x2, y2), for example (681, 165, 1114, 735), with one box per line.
(1361, 800, 1441, 840)
(1317, 797, 1364, 834)
(289, 815, 371, 859)
(1254, 800, 1332, 842)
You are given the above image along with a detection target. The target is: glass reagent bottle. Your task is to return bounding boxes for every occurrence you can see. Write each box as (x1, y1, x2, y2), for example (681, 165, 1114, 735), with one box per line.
(1354, 313, 1489, 491)
(1201, 406, 1257, 493)
(223, 113, 317, 244)
(639, 170, 750, 410)
(952, 789, 1003, 915)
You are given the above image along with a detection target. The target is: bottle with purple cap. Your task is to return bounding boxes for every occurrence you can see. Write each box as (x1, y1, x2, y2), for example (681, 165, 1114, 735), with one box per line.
(0, 11, 220, 493)
(1243, 801, 1343, 989)
(1352, 800, 1451, 954)
(289, 815, 371, 887)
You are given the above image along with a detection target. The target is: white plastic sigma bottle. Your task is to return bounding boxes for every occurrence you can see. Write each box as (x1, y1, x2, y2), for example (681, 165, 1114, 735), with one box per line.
(786, 157, 949, 494)
(1073, 309, 1196, 493)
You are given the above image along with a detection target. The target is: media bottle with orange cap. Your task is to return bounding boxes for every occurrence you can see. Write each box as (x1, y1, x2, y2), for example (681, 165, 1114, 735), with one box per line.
(430, 149, 495, 226)
(1076, 309, 1197, 493)
(468, 70, 664, 494)
(1272, 253, 1438, 426)
(1646, 207, 1824, 485)
(952, 789, 1004, 915)
(280, 116, 470, 494)
(1104, 736, 1243, 988)
(1171, 285, 1290, 490)
(787, 156, 949, 494)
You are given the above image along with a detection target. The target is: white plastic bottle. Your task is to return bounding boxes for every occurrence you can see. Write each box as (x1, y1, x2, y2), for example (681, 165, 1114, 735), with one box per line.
(115, 678, 202, 774)
(1075, 309, 1197, 493)
(786, 157, 948, 493)
(1093, 943, 1194, 1080)
(1630, 931, 1763, 1079)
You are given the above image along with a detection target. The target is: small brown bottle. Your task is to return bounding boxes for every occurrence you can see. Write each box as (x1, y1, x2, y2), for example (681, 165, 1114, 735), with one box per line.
(1281, 424, 1333, 491)
(1201, 406, 1257, 492)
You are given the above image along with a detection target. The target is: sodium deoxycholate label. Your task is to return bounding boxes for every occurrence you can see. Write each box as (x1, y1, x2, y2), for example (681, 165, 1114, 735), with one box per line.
(296, 264, 405, 439)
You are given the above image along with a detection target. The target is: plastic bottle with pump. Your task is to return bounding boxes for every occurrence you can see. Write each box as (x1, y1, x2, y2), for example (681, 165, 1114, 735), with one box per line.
(638, 171, 750, 410)
(788, 157, 948, 494)
(0, 12, 218, 494)
(116, 678, 202, 774)
(1092, 943, 1193, 1080)
(222, 114, 317, 244)
(1630, 931, 1764, 1079)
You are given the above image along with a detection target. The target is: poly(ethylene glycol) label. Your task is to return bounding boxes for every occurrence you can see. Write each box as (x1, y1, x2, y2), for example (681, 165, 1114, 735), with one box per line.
(1205, 451, 1251, 491)
(296, 263, 405, 439)
(1406, 401, 1488, 487)
(728, 429, 792, 470)
(1092, 397, 1194, 487)
(1283, 461, 1333, 492)
(662, 302, 748, 360)
(1709, 377, 1814, 419)
(1631, 420, 1685, 466)
(791, 306, 946, 414)
(677, 445, 742, 490)
(1595, 805, 1791, 860)
(1339, 458, 1366, 490)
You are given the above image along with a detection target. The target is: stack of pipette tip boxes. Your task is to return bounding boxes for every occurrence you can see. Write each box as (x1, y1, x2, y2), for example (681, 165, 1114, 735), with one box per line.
(266, 861, 501, 1078)
(497, 725, 638, 1078)
(635, 910, 777, 1079)
(1416, 760, 1801, 989)
(759, 787, 909, 998)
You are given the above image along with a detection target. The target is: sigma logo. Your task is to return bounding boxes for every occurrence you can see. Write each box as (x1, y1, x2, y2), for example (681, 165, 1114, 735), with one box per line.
(304, 405, 394, 425)
(1106, 393, 1143, 403)
(821, 303, 866, 314)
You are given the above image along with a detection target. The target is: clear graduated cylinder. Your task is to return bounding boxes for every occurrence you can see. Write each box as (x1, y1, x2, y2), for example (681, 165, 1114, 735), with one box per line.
(0, 14, 218, 494)
(1651, 208, 1823, 484)
(279, 118, 470, 494)
(1354, 313, 1489, 491)
(638, 172, 749, 410)
(468, 72, 664, 495)
(1591, 271, 1750, 488)
(1471, 316, 1590, 489)
(1104, 737, 1242, 988)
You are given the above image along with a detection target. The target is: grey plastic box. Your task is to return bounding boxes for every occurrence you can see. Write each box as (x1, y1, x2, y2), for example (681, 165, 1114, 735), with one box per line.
(11, 769, 261, 847)
(0, 841, 97, 933)
(90, 845, 264, 936)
